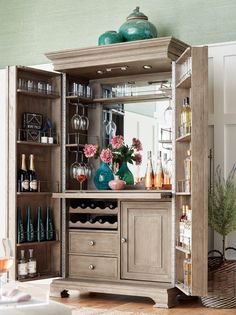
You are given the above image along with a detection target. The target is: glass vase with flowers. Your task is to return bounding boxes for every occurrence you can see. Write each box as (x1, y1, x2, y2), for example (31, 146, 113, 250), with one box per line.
(83, 135, 142, 189)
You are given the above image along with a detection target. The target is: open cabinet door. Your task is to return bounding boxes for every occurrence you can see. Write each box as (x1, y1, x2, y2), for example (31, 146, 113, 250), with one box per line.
(174, 47, 208, 296)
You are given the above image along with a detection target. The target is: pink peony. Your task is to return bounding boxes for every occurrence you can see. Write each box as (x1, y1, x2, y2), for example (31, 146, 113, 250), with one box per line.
(132, 138, 143, 151)
(134, 153, 142, 165)
(83, 144, 97, 158)
(111, 135, 124, 149)
(100, 148, 113, 163)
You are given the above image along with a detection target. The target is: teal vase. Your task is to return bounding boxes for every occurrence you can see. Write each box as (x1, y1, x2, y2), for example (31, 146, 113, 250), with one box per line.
(119, 7, 157, 42)
(116, 161, 134, 186)
(94, 162, 114, 190)
(98, 31, 123, 46)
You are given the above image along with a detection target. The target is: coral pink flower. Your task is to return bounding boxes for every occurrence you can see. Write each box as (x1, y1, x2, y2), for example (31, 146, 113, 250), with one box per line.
(83, 144, 97, 158)
(100, 148, 113, 163)
(111, 135, 124, 149)
(132, 138, 142, 151)
(135, 153, 142, 165)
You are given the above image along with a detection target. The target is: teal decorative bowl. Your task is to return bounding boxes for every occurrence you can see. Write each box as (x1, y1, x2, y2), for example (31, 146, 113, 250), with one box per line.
(119, 7, 157, 42)
(98, 31, 123, 46)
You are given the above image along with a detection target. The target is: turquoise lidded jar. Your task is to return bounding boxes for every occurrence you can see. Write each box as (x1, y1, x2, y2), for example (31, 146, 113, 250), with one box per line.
(98, 30, 123, 46)
(116, 161, 134, 186)
(119, 7, 157, 42)
(93, 162, 114, 190)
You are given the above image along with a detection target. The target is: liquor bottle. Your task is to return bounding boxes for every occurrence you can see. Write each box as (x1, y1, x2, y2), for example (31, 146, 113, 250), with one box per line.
(179, 205, 187, 247)
(183, 253, 192, 291)
(180, 97, 192, 136)
(28, 154, 38, 192)
(27, 248, 37, 278)
(18, 154, 29, 192)
(184, 149, 192, 193)
(183, 205, 192, 251)
(18, 250, 28, 280)
(154, 152, 164, 189)
(17, 207, 25, 243)
(144, 151, 154, 190)
(45, 206, 54, 241)
(26, 206, 35, 242)
(36, 207, 45, 241)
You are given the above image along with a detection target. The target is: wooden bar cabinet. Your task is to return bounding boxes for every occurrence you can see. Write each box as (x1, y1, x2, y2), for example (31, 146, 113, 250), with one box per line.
(7, 37, 208, 307)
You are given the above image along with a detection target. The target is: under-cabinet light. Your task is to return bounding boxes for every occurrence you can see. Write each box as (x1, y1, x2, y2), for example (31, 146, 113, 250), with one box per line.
(96, 70, 104, 74)
(143, 65, 152, 69)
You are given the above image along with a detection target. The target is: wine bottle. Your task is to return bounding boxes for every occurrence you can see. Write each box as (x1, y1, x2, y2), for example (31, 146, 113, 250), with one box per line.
(104, 201, 117, 210)
(179, 205, 187, 247)
(17, 207, 25, 243)
(28, 154, 38, 192)
(26, 206, 35, 242)
(144, 151, 154, 190)
(184, 149, 192, 193)
(18, 154, 29, 192)
(183, 253, 192, 290)
(18, 249, 28, 280)
(36, 207, 45, 241)
(27, 248, 37, 278)
(45, 206, 54, 241)
(80, 199, 88, 209)
(154, 151, 164, 189)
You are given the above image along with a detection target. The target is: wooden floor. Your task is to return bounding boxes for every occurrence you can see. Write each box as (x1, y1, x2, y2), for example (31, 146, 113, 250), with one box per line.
(51, 292, 236, 314)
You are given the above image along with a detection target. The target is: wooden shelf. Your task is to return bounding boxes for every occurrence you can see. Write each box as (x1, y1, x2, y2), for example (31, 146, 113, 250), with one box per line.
(175, 282, 191, 296)
(66, 95, 93, 103)
(17, 240, 60, 247)
(17, 192, 53, 196)
(176, 47, 191, 65)
(17, 89, 60, 99)
(159, 140, 172, 144)
(17, 141, 60, 147)
(93, 93, 170, 104)
(176, 73, 191, 88)
(176, 246, 191, 254)
(176, 133, 191, 142)
(69, 207, 118, 214)
(69, 220, 117, 230)
(18, 272, 60, 282)
(176, 192, 191, 196)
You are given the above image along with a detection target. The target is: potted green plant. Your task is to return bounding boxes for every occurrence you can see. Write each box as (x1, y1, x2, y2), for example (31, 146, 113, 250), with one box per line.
(202, 164, 236, 308)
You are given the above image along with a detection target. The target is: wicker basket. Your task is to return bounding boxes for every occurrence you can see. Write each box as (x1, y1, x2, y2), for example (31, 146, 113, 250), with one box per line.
(201, 249, 236, 308)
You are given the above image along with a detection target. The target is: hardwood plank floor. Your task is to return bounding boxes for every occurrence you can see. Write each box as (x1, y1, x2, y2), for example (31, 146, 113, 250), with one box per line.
(51, 292, 236, 314)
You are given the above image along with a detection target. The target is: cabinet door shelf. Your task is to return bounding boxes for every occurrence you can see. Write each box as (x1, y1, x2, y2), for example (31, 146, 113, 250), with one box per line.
(176, 133, 191, 142)
(176, 73, 191, 89)
(175, 192, 191, 196)
(175, 246, 191, 255)
(175, 282, 191, 296)
(17, 88, 60, 99)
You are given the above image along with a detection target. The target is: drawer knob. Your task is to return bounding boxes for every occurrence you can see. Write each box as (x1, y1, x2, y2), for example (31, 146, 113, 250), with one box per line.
(89, 264, 95, 270)
(89, 240, 95, 246)
(121, 237, 127, 243)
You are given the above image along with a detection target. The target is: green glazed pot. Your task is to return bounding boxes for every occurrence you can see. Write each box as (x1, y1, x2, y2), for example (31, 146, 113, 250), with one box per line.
(119, 7, 157, 42)
(98, 31, 123, 46)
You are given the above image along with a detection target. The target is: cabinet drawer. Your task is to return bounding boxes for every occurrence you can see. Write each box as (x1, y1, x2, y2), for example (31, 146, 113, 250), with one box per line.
(69, 231, 118, 255)
(69, 255, 118, 280)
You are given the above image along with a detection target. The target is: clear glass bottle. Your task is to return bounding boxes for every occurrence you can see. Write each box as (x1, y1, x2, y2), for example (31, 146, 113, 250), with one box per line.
(18, 250, 28, 280)
(183, 253, 192, 291)
(18, 154, 29, 192)
(28, 249, 37, 278)
(162, 153, 169, 185)
(154, 151, 164, 189)
(28, 154, 38, 192)
(179, 205, 187, 247)
(180, 97, 191, 136)
(183, 205, 192, 251)
(26, 206, 35, 242)
(144, 151, 154, 190)
(184, 149, 192, 192)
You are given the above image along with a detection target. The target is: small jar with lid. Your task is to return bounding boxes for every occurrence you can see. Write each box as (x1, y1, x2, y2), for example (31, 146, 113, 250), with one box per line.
(98, 31, 123, 46)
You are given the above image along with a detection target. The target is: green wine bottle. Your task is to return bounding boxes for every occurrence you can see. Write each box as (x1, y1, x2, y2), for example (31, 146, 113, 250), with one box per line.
(45, 206, 54, 241)
(37, 207, 45, 241)
(17, 207, 25, 243)
(26, 206, 35, 242)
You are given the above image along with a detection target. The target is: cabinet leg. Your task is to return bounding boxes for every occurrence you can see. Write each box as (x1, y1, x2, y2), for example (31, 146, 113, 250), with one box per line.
(61, 290, 70, 298)
(151, 288, 179, 308)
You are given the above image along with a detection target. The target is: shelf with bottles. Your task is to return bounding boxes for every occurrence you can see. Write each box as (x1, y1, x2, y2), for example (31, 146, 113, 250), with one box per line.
(69, 199, 118, 214)
(17, 240, 60, 247)
(69, 213, 118, 230)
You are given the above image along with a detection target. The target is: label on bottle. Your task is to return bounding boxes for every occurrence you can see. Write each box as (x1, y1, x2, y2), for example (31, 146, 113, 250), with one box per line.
(18, 262, 28, 276)
(22, 179, 29, 190)
(30, 179, 37, 190)
(28, 261, 36, 274)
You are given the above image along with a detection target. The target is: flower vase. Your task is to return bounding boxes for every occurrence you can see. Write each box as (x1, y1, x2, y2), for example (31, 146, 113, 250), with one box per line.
(93, 162, 114, 190)
(116, 161, 134, 186)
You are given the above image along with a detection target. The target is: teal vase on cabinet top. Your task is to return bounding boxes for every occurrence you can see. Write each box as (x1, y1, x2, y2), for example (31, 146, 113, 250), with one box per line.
(98, 31, 123, 46)
(116, 161, 134, 186)
(119, 7, 158, 42)
(94, 162, 114, 190)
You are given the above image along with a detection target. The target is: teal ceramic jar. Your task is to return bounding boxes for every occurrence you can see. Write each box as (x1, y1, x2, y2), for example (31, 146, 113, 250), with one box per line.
(98, 31, 123, 46)
(119, 7, 157, 42)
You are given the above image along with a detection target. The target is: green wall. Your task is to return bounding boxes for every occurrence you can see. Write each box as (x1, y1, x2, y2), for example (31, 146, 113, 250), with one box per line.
(1, 0, 236, 68)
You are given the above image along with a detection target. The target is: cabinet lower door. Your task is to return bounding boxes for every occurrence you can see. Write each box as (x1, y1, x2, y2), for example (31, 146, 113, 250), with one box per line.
(121, 201, 171, 282)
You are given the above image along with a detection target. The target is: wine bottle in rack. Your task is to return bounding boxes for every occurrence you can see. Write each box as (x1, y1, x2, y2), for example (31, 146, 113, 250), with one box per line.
(18, 154, 29, 192)
(105, 201, 117, 209)
(36, 207, 45, 241)
(18, 250, 28, 280)
(27, 248, 37, 278)
(28, 154, 38, 192)
(26, 206, 35, 242)
(80, 199, 88, 209)
(144, 151, 154, 190)
(17, 207, 25, 243)
(45, 206, 54, 241)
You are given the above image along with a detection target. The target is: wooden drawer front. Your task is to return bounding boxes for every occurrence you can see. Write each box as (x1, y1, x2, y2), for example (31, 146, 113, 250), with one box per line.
(69, 231, 118, 256)
(69, 255, 118, 280)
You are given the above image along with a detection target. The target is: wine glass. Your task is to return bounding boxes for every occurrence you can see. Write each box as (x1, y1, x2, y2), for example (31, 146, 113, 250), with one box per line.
(75, 162, 87, 190)
(80, 105, 89, 130)
(0, 239, 14, 300)
(71, 105, 81, 130)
